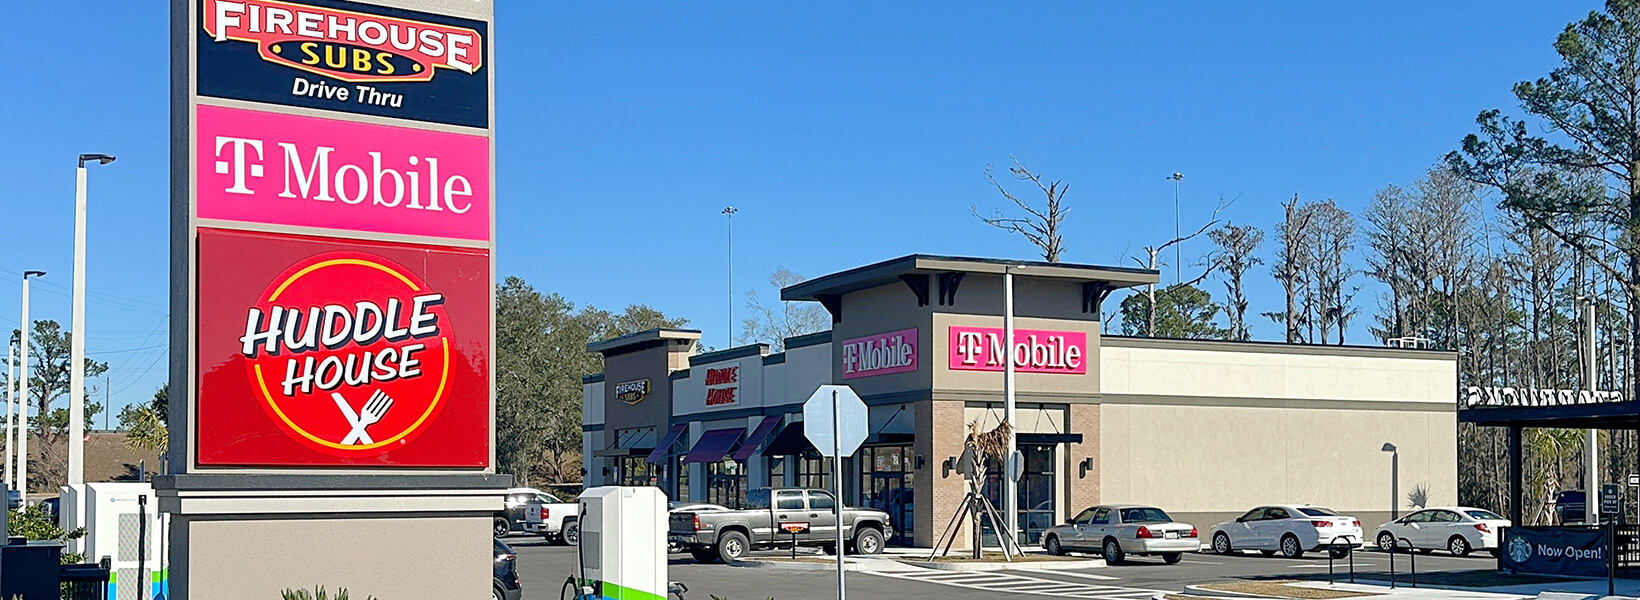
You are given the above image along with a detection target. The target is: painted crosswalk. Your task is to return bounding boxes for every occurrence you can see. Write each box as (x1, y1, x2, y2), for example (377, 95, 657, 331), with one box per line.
(867, 569, 1171, 599)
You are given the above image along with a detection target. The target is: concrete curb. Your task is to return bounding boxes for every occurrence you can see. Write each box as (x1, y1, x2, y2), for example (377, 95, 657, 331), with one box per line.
(1182, 584, 1283, 599)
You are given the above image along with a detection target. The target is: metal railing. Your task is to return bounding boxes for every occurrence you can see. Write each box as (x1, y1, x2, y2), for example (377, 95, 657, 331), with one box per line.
(1388, 537, 1416, 589)
(1327, 536, 1355, 585)
(59, 559, 111, 600)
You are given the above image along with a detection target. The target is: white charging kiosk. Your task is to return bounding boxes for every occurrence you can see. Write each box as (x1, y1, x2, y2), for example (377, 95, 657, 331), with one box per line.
(577, 486, 667, 599)
(75, 483, 165, 600)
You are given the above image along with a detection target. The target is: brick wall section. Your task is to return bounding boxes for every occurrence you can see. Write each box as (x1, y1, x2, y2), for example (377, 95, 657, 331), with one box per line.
(916, 400, 974, 549)
(1067, 403, 1100, 512)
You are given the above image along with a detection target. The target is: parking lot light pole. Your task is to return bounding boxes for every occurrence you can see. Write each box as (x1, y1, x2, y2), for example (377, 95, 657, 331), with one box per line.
(1004, 265, 1023, 546)
(1382, 443, 1398, 520)
(18, 270, 45, 499)
(69, 153, 115, 487)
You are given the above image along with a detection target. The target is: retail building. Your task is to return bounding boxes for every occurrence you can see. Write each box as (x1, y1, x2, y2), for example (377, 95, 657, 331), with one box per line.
(582, 255, 1458, 548)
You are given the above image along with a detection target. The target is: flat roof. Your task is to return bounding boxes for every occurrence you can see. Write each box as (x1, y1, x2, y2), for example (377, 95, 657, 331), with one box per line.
(586, 328, 702, 354)
(782, 254, 1158, 302)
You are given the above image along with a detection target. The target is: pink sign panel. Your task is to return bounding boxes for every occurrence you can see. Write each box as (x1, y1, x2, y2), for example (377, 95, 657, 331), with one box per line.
(841, 328, 919, 379)
(948, 326, 1088, 374)
(195, 104, 490, 242)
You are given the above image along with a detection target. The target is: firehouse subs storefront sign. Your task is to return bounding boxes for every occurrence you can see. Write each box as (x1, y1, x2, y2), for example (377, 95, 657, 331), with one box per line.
(197, 0, 489, 127)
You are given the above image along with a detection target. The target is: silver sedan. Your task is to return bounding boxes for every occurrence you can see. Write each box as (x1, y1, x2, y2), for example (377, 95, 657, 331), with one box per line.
(1042, 504, 1199, 564)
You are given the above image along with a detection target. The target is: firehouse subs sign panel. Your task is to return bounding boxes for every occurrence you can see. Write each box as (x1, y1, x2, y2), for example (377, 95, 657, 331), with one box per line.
(179, 0, 493, 468)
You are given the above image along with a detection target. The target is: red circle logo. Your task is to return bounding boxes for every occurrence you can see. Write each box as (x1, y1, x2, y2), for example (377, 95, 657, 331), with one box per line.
(239, 251, 454, 456)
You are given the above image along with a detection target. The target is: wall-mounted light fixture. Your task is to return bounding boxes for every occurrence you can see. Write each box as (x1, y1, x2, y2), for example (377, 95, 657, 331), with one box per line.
(601, 467, 611, 477)
(1078, 457, 1095, 479)
(915, 456, 926, 470)
(942, 457, 955, 479)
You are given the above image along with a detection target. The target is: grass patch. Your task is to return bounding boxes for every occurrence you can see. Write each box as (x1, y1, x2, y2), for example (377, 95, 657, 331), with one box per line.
(1200, 581, 1376, 599)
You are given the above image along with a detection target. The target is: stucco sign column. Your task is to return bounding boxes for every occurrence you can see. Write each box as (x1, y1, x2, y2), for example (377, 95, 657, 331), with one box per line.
(160, 1, 502, 598)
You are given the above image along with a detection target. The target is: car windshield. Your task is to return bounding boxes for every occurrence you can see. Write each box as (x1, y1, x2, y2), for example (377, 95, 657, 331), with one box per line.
(1298, 507, 1339, 517)
(493, 539, 514, 556)
(1120, 507, 1172, 523)
(1464, 509, 1504, 521)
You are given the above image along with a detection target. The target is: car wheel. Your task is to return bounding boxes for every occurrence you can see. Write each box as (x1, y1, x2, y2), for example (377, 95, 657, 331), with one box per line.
(493, 585, 505, 600)
(493, 517, 510, 538)
(1280, 534, 1304, 559)
(689, 549, 718, 564)
(563, 521, 580, 546)
(717, 531, 750, 563)
(1103, 538, 1125, 565)
(1163, 552, 1183, 565)
(854, 528, 885, 555)
(1448, 536, 1471, 557)
(1212, 533, 1232, 554)
(1377, 531, 1396, 552)
(1045, 535, 1066, 556)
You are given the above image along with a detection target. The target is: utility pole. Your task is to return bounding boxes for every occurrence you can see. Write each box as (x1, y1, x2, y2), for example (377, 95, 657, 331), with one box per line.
(18, 270, 45, 499)
(1168, 173, 1183, 284)
(723, 206, 738, 348)
(69, 152, 115, 487)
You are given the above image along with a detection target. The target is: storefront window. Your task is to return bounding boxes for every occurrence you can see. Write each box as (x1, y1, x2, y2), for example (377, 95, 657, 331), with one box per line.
(982, 444, 1057, 546)
(706, 459, 748, 509)
(675, 458, 689, 502)
(796, 455, 832, 490)
(768, 455, 787, 488)
(620, 456, 659, 487)
(861, 446, 915, 545)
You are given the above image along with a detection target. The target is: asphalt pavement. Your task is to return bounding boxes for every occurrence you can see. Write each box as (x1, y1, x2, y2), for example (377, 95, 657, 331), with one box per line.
(502, 535, 1503, 600)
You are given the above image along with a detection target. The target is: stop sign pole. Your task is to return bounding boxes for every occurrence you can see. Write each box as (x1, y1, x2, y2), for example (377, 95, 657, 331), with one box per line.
(831, 388, 844, 600)
(804, 384, 866, 600)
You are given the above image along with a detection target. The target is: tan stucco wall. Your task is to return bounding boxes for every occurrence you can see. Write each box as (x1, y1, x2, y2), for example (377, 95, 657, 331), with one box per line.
(173, 515, 492, 600)
(1098, 339, 1458, 530)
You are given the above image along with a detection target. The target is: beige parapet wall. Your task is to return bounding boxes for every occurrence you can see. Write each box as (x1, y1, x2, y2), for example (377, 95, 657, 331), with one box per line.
(1097, 338, 1458, 529)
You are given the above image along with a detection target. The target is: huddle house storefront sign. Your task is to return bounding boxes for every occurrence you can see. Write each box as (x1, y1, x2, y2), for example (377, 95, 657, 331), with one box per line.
(583, 254, 1461, 550)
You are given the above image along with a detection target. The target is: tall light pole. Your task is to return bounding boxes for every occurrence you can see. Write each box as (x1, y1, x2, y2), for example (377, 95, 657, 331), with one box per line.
(69, 153, 115, 487)
(1382, 442, 1399, 520)
(723, 206, 738, 348)
(18, 270, 45, 499)
(4, 343, 13, 490)
(1003, 265, 1024, 546)
(1581, 296, 1600, 524)
(1167, 173, 1183, 285)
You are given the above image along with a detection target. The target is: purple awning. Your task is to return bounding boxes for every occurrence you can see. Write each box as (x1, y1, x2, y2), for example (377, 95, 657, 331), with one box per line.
(683, 428, 744, 464)
(645, 424, 689, 464)
(731, 416, 784, 461)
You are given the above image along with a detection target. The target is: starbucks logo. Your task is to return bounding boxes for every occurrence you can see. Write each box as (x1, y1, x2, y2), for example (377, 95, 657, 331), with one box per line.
(1507, 536, 1533, 563)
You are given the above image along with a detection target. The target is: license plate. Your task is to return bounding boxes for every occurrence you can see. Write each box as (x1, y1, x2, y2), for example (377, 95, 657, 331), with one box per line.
(1165, 532, 1179, 539)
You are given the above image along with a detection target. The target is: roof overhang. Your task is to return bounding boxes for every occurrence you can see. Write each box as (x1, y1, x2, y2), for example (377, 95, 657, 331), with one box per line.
(586, 327, 702, 355)
(781, 254, 1158, 302)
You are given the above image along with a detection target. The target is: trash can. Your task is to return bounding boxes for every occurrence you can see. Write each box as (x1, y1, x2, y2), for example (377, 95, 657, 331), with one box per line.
(0, 536, 64, 600)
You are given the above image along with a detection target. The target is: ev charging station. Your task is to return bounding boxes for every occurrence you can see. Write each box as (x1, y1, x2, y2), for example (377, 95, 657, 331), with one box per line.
(62, 483, 165, 600)
(574, 486, 669, 600)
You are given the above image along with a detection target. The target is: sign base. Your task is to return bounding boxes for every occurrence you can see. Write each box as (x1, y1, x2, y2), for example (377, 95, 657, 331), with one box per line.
(155, 473, 507, 600)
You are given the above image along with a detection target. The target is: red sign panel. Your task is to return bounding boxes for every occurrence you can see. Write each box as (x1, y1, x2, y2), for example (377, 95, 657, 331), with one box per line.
(197, 227, 489, 466)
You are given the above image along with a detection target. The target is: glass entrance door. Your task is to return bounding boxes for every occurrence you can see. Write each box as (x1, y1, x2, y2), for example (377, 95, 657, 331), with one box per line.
(982, 443, 1057, 546)
(861, 445, 915, 545)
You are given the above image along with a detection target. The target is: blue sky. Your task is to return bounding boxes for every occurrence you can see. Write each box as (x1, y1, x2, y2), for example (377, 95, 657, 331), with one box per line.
(0, 1, 1601, 419)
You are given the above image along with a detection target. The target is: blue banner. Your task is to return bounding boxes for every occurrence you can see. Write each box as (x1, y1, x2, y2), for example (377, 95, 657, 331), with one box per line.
(1501, 527, 1608, 577)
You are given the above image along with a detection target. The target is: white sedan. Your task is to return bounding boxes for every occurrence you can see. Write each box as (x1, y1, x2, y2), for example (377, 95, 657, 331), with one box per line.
(1373, 507, 1510, 557)
(1211, 505, 1364, 558)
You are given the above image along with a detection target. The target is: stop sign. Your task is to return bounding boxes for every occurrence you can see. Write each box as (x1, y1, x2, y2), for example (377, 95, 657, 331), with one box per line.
(803, 385, 868, 457)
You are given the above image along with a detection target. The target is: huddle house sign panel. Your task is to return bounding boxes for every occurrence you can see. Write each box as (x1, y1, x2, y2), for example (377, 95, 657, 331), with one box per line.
(178, 0, 495, 469)
(197, 0, 489, 127)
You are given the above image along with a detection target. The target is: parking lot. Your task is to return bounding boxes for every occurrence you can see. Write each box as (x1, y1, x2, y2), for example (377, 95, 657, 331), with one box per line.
(503, 536, 1500, 600)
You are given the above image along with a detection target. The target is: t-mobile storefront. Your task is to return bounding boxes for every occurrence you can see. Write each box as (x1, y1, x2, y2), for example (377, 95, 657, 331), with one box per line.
(583, 254, 1459, 549)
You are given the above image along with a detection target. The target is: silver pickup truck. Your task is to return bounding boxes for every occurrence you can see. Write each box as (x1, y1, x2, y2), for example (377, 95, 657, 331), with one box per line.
(669, 487, 893, 563)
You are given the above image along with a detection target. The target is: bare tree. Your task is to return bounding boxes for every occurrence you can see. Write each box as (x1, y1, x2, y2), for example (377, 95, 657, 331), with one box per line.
(973, 156, 1068, 262)
(741, 267, 830, 351)
(1303, 200, 1359, 344)
(1208, 223, 1264, 341)
(1266, 195, 1315, 343)
(1130, 197, 1233, 336)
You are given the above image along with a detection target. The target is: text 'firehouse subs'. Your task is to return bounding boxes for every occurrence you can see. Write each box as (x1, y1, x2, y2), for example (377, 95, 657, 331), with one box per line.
(205, 0, 483, 83)
(240, 294, 443, 397)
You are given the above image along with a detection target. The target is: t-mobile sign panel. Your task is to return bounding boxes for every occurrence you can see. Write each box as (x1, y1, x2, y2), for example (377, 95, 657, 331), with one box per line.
(841, 328, 919, 379)
(195, 228, 490, 466)
(197, 104, 489, 241)
(948, 326, 1087, 374)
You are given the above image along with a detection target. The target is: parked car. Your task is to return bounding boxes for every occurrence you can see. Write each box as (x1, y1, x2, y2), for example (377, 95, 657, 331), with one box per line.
(1374, 507, 1510, 557)
(1211, 505, 1363, 559)
(495, 487, 580, 544)
(669, 487, 892, 564)
(493, 538, 523, 600)
(1042, 504, 1198, 564)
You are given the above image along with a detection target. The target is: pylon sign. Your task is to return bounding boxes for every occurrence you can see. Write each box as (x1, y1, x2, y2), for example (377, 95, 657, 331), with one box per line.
(174, 0, 494, 469)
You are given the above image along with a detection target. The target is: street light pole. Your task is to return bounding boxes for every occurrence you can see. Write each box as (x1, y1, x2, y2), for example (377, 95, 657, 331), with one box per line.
(1583, 296, 1600, 524)
(4, 344, 13, 490)
(69, 153, 115, 487)
(1382, 443, 1398, 520)
(1168, 173, 1183, 285)
(723, 206, 738, 348)
(18, 270, 45, 499)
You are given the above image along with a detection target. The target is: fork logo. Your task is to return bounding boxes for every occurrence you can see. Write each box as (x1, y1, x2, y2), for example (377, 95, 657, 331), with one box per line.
(241, 250, 454, 456)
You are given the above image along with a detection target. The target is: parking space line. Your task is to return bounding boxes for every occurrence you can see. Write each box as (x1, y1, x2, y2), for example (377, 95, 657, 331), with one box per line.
(867, 568, 1176, 599)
